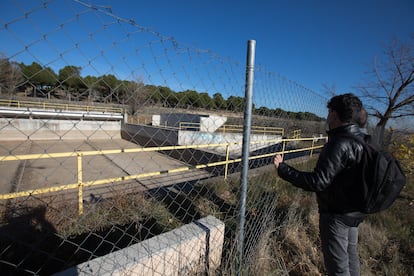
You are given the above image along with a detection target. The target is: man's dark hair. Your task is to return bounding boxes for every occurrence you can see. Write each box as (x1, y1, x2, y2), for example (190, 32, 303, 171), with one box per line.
(327, 93, 362, 124)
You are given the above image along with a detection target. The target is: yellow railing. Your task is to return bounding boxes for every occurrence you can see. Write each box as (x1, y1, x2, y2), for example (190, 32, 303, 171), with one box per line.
(291, 129, 301, 139)
(178, 122, 285, 136)
(179, 122, 201, 130)
(0, 99, 124, 114)
(0, 137, 325, 215)
(218, 124, 285, 136)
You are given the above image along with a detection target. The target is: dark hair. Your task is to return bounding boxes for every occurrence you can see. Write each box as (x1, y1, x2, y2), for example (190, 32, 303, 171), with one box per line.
(327, 93, 362, 124)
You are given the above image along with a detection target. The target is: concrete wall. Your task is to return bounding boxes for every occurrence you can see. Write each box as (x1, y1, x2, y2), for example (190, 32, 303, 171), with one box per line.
(122, 123, 179, 146)
(200, 115, 227, 132)
(0, 118, 121, 140)
(56, 216, 224, 276)
(122, 124, 282, 156)
(0, 108, 123, 140)
(152, 113, 208, 128)
(151, 113, 227, 132)
(178, 130, 282, 156)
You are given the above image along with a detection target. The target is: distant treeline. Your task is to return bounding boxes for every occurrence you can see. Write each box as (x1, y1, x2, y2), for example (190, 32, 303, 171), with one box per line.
(0, 58, 324, 121)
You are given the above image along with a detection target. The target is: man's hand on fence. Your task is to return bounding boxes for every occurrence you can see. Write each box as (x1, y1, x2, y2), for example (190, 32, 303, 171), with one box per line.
(273, 154, 283, 170)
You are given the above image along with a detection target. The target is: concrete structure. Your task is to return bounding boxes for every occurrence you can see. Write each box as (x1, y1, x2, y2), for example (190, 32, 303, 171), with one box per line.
(178, 130, 282, 156)
(124, 123, 282, 157)
(152, 113, 227, 132)
(0, 109, 281, 197)
(0, 107, 123, 120)
(200, 115, 227, 132)
(1, 109, 282, 156)
(0, 107, 123, 140)
(0, 118, 122, 140)
(122, 123, 179, 146)
(55, 215, 225, 276)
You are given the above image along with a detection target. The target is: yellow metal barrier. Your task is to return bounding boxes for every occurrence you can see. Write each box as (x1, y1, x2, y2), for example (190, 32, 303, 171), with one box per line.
(179, 123, 285, 136)
(291, 129, 301, 139)
(0, 99, 124, 114)
(0, 136, 325, 215)
(179, 122, 201, 130)
(218, 124, 284, 136)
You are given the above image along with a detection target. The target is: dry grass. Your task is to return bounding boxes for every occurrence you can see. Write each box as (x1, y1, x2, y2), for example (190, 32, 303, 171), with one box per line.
(261, 160, 325, 276)
(42, 191, 182, 237)
(245, 154, 414, 275)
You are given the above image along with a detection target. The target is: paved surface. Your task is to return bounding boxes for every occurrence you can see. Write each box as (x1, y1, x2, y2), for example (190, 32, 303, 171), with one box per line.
(0, 139, 213, 201)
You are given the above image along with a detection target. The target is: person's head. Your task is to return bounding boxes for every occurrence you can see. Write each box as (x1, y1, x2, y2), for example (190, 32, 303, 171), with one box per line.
(326, 93, 363, 130)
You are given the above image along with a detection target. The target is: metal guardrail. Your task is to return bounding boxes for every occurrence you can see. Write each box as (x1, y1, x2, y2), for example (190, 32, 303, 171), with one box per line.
(292, 129, 301, 139)
(0, 136, 325, 215)
(178, 122, 286, 136)
(179, 121, 201, 131)
(218, 124, 285, 136)
(0, 99, 124, 114)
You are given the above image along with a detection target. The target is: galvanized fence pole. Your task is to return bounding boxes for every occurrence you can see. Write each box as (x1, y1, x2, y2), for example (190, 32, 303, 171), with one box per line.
(238, 39, 256, 273)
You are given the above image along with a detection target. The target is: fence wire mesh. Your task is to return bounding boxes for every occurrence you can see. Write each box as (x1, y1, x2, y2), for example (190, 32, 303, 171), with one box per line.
(1, 1, 329, 274)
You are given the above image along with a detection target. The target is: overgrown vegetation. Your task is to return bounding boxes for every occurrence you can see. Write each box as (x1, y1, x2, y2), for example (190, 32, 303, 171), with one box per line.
(392, 133, 414, 175)
(192, 133, 414, 275)
(247, 136, 413, 275)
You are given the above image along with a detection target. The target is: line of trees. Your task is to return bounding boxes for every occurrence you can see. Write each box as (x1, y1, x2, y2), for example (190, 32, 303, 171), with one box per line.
(0, 55, 324, 121)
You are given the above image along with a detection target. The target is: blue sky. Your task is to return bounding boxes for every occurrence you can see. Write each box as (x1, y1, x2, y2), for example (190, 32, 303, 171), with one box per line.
(108, 0, 413, 93)
(0, 0, 413, 120)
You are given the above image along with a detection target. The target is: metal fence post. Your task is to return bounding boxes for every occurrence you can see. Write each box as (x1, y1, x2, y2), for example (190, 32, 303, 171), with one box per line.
(310, 139, 315, 157)
(281, 139, 287, 159)
(224, 143, 230, 180)
(238, 39, 256, 273)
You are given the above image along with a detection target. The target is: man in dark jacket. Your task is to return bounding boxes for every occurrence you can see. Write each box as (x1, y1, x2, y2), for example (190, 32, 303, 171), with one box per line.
(274, 93, 367, 276)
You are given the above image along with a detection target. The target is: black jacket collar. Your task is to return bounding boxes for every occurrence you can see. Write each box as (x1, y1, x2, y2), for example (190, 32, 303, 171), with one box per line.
(327, 124, 363, 138)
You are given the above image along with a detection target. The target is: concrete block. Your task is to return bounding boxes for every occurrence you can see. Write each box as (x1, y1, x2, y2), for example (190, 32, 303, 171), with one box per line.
(55, 215, 224, 276)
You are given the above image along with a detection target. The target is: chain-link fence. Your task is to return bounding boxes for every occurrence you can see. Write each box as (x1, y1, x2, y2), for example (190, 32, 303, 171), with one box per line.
(1, 1, 329, 274)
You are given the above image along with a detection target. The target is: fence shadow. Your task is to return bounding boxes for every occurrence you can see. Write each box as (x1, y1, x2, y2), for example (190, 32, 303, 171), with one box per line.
(0, 202, 166, 275)
(0, 206, 62, 275)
